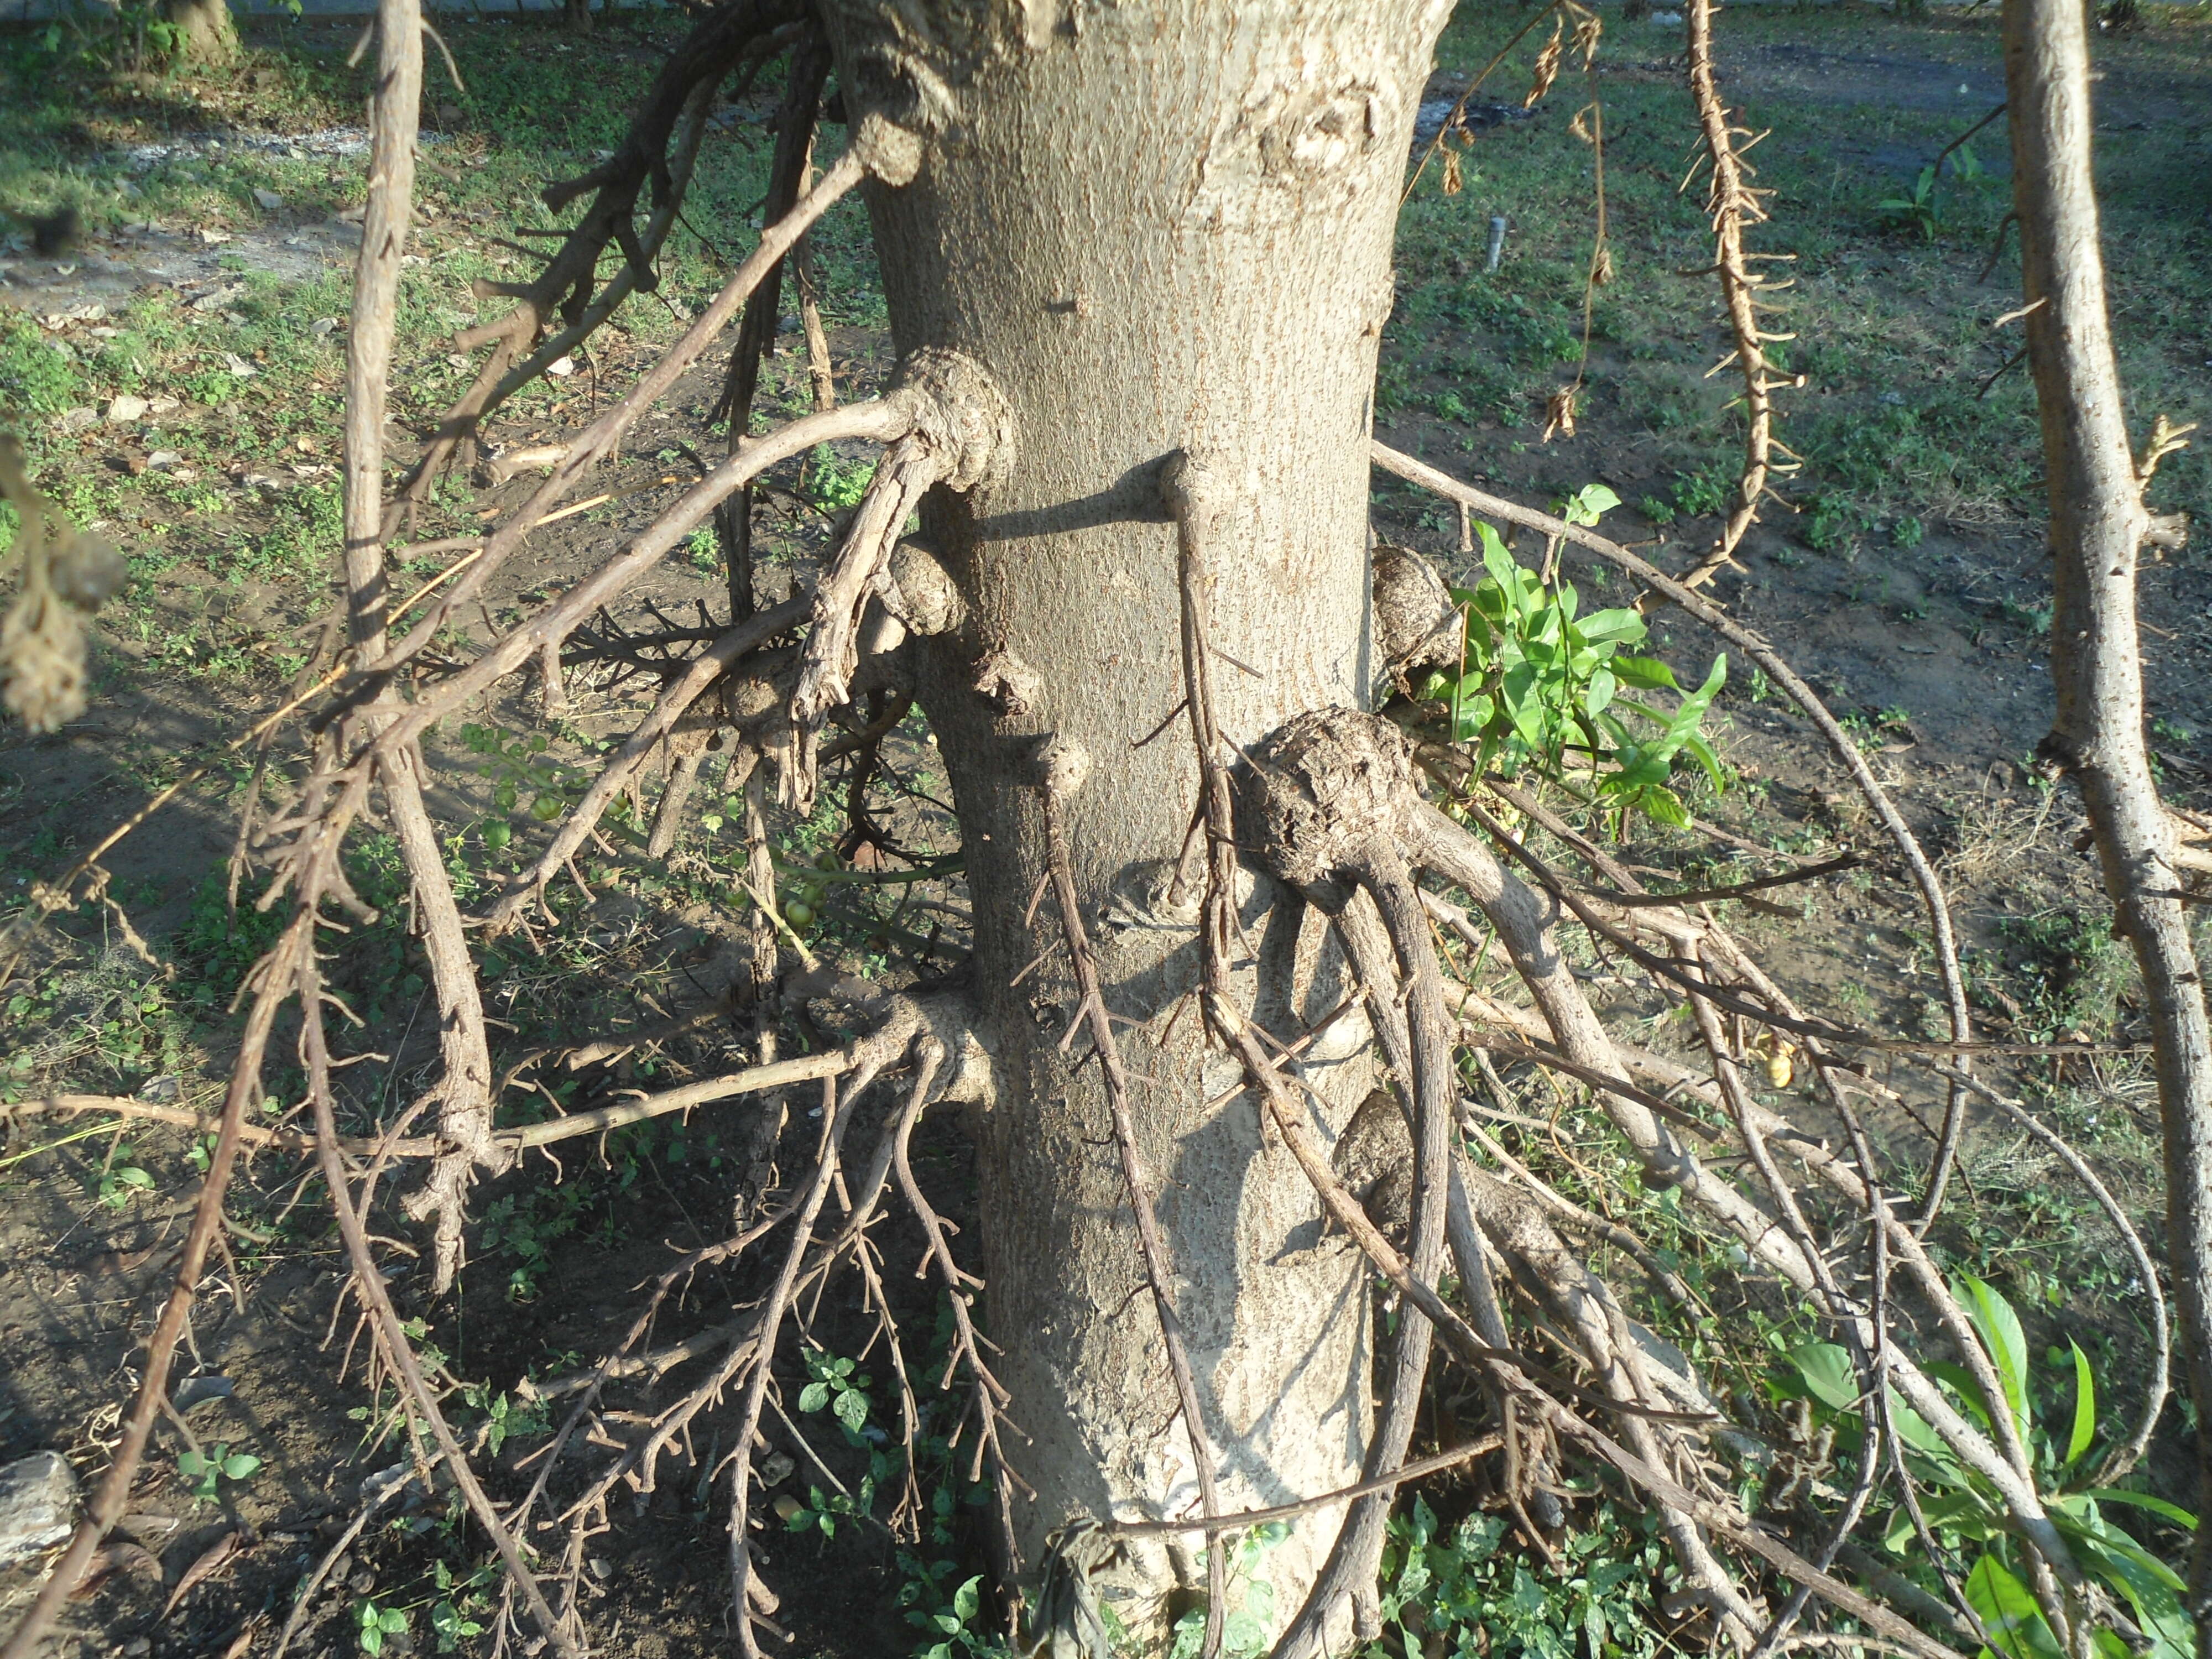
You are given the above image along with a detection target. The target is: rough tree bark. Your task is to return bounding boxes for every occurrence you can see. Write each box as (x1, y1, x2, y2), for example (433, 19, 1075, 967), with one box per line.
(814, 0, 1451, 1639)
(342, 0, 504, 1292)
(164, 0, 238, 65)
(2002, 0, 2212, 1627)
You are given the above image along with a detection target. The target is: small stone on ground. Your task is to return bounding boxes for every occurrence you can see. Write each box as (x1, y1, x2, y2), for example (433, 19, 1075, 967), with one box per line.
(0, 1452, 80, 1567)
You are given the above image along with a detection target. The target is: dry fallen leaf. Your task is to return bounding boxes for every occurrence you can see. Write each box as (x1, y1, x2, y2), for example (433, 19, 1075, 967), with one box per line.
(162, 1530, 246, 1619)
(71, 1540, 162, 1599)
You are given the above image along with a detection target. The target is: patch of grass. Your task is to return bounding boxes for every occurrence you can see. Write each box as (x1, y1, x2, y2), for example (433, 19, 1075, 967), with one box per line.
(1386, 1, 2209, 550)
(1997, 905, 2136, 1042)
(0, 312, 85, 419)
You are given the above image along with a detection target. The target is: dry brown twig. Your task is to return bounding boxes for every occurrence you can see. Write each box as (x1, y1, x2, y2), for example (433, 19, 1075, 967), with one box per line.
(0, 920, 300, 1659)
(1031, 729, 1230, 1659)
(335, 0, 504, 1297)
(1677, 0, 1804, 592)
(0, 437, 126, 737)
(392, 0, 808, 513)
(367, 117, 914, 685)
(301, 959, 581, 1659)
(713, 28, 832, 622)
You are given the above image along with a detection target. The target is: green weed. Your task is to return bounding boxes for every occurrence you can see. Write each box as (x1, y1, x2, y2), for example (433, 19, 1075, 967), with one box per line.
(805, 445, 879, 513)
(353, 1599, 408, 1657)
(1780, 1278, 2192, 1659)
(178, 1443, 263, 1504)
(0, 314, 82, 417)
(1370, 1497, 1677, 1659)
(1413, 508, 1726, 831)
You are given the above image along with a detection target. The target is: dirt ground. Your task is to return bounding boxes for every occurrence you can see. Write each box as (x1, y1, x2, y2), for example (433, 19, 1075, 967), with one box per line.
(2, 3, 2209, 1657)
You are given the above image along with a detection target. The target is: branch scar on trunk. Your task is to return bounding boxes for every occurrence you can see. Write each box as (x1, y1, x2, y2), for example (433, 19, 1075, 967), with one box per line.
(786, 348, 1011, 811)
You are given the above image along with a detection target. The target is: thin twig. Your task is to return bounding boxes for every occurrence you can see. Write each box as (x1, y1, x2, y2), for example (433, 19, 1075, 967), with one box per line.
(0, 928, 296, 1659)
(301, 963, 578, 1659)
(1035, 743, 1229, 1659)
(1108, 1435, 1505, 1537)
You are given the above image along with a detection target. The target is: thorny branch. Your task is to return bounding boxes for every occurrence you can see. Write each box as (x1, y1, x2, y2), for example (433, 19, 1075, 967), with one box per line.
(1679, 0, 1803, 591)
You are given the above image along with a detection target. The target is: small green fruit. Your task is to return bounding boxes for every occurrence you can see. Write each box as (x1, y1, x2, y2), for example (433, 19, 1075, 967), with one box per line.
(783, 900, 815, 929)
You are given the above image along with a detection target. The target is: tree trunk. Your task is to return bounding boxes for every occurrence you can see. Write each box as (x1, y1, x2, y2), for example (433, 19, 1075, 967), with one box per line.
(2001, 0, 2212, 1625)
(165, 0, 237, 65)
(818, 2, 1451, 1641)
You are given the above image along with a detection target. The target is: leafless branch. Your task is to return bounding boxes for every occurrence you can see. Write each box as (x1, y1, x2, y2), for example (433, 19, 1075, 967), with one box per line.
(1678, 0, 1800, 589)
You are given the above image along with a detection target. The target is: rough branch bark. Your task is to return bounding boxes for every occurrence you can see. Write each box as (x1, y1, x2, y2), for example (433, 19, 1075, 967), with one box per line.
(713, 29, 832, 622)
(338, 0, 503, 1290)
(2001, 0, 2212, 1617)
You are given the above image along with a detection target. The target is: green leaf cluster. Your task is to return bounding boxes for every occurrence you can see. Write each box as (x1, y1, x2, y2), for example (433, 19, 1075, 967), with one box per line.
(1371, 1498, 1677, 1659)
(354, 1600, 408, 1656)
(1416, 506, 1725, 829)
(1167, 1524, 1292, 1659)
(797, 1346, 874, 1441)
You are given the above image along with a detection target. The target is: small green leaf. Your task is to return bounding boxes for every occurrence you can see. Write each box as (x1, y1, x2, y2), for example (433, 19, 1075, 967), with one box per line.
(1964, 1555, 2063, 1659)
(1575, 606, 1646, 645)
(952, 1574, 981, 1622)
(1646, 655, 1727, 766)
(1958, 1274, 2032, 1438)
(832, 1387, 868, 1434)
(221, 1452, 262, 1482)
(2080, 1489, 2199, 1530)
(1787, 1342, 1859, 1411)
(1478, 524, 1515, 588)
(1564, 483, 1621, 525)
(798, 1381, 831, 1413)
(2066, 1340, 2096, 1465)
(1610, 654, 1679, 691)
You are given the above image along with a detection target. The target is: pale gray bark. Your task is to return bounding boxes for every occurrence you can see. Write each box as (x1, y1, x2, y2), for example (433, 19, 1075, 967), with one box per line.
(2002, 0, 2212, 1625)
(164, 0, 237, 64)
(341, 0, 504, 1290)
(816, 0, 1451, 1637)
